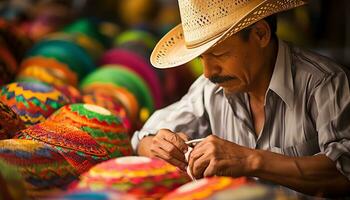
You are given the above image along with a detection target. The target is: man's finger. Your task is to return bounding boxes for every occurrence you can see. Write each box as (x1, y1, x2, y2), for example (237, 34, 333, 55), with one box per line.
(191, 155, 210, 179)
(177, 132, 190, 142)
(158, 139, 187, 163)
(153, 146, 187, 170)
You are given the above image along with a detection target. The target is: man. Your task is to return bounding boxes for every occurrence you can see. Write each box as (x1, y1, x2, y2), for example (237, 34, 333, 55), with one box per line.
(132, 0, 350, 198)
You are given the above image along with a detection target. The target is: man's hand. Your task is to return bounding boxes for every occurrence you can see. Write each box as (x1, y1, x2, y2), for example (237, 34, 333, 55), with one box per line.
(188, 135, 259, 179)
(138, 129, 190, 170)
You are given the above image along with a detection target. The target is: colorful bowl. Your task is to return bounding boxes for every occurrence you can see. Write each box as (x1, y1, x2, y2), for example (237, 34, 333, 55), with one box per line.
(0, 82, 69, 125)
(99, 49, 163, 108)
(80, 66, 154, 119)
(48, 104, 132, 158)
(0, 158, 27, 200)
(54, 85, 82, 103)
(82, 83, 139, 129)
(20, 56, 78, 86)
(0, 139, 78, 198)
(45, 32, 104, 61)
(114, 29, 157, 52)
(0, 101, 25, 139)
(162, 177, 248, 200)
(16, 121, 110, 174)
(26, 40, 95, 80)
(57, 190, 137, 200)
(75, 156, 191, 199)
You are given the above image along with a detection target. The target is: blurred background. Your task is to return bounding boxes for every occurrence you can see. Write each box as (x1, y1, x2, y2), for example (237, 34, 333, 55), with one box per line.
(0, 0, 349, 199)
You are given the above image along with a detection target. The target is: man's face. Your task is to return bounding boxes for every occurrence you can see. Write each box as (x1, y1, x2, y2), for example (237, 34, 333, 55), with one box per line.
(199, 27, 267, 95)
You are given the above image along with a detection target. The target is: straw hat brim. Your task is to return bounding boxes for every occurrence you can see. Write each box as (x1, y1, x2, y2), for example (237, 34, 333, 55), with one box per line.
(151, 0, 306, 69)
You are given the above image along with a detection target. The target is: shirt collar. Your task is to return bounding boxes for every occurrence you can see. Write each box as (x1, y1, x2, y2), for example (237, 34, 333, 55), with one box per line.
(268, 39, 294, 108)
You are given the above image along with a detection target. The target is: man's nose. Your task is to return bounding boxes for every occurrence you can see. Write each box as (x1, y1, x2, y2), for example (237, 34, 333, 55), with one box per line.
(201, 56, 221, 78)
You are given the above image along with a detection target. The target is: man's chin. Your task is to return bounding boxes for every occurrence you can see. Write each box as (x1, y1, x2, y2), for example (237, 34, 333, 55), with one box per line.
(222, 86, 244, 95)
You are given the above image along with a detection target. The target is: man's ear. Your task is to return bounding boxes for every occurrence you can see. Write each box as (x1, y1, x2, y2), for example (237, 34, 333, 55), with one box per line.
(251, 20, 271, 48)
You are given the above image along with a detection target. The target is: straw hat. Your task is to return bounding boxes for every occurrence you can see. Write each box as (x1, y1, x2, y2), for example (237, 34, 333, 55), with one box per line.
(151, 0, 306, 69)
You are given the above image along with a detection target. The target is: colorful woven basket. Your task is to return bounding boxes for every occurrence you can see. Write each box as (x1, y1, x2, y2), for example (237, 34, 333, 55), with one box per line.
(0, 82, 69, 125)
(16, 121, 110, 173)
(114, 29, 157, 51)
(162, 177, 248, 200)
(26, 40, 95, 80)
(75, 156, 191, 199)
(54, 85, 82, 104)
(48, 104, 132, 158)
(45, 32, 104, 61)
(0, 139, 78, 198)
(82, 83, 139, 129)
(16, 64, 69, 87)
(99, 49, 163, 108)
(0, 101, 25, 139)
(20, 56, 78, 86)
(80, 66, 154, 120)
(0, 158, 27, 200)
(58, 190, 137, 200)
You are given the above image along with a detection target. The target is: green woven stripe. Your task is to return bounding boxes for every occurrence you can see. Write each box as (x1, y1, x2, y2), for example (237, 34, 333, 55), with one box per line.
(70, 104, 122, 125)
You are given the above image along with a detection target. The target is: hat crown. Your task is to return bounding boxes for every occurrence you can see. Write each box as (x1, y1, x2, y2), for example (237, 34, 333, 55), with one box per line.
(179, 0, 254, 47)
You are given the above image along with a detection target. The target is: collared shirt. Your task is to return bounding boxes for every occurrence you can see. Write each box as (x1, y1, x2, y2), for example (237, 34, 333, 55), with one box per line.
(132, 40, 350, 198)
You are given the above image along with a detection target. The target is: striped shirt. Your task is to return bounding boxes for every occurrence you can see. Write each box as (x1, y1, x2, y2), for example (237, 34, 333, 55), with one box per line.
(132, 40, 350, 198)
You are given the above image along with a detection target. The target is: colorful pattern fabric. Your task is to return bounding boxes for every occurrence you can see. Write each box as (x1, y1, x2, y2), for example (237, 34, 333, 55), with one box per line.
(0, 139, 78, 198)
(0, 158, 27, 200)
(16, 121, 109, 174)
(20, 56, 78, 86)
(0, 82, 69, 125)
(82, 83, 139, 130)
(75, 156, 191, 199)
(82, 92, 131, 132)
(0, 101, 25, 139)
(54, 85, 82, 103)
(162, 177, 249, 200)
(57, 190, 137, 200)
(49, 104, 132, 158)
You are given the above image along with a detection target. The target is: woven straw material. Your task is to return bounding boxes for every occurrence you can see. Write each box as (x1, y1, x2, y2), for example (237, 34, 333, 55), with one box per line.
(151, 0, 306, 68)
(0, 82, 69, 125)
(16, 121, 110, 174)
(20, 56, 78, 86)
(54, 84, 82, 104)
(0, 159, 27, 200)
(0, 101, 25, 139)
(162, 177, 248, 200)
(60, 190, 137, 200)
(17, 65, 70, 87)
(82, 83, 139, 127)
(0, 139, 78, 197)
(76, 156, 191, 199)
(82, 93, 132, 133)
(48, 104, 132, 158)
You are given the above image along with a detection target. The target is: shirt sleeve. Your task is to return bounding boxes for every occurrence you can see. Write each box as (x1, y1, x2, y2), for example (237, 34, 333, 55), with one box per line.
(313, 71, 350, 180)
(131, 75, 212, 152)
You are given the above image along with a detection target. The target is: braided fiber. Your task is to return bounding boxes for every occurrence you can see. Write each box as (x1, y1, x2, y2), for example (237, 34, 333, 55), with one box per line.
(0, 101, 25, 139)
(0, 82, 69, 125)
(49, 104, 132, 158)
(0, 139, 77, 198)
(162, 177, 248, 200)
(76, 156, 191, 199)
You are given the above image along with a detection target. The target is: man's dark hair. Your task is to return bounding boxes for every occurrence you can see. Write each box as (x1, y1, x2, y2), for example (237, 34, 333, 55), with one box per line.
(238, 15, 277, 42)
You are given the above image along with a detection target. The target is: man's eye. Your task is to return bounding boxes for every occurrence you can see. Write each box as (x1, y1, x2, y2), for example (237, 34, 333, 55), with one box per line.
(212, 52, 226, 57)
